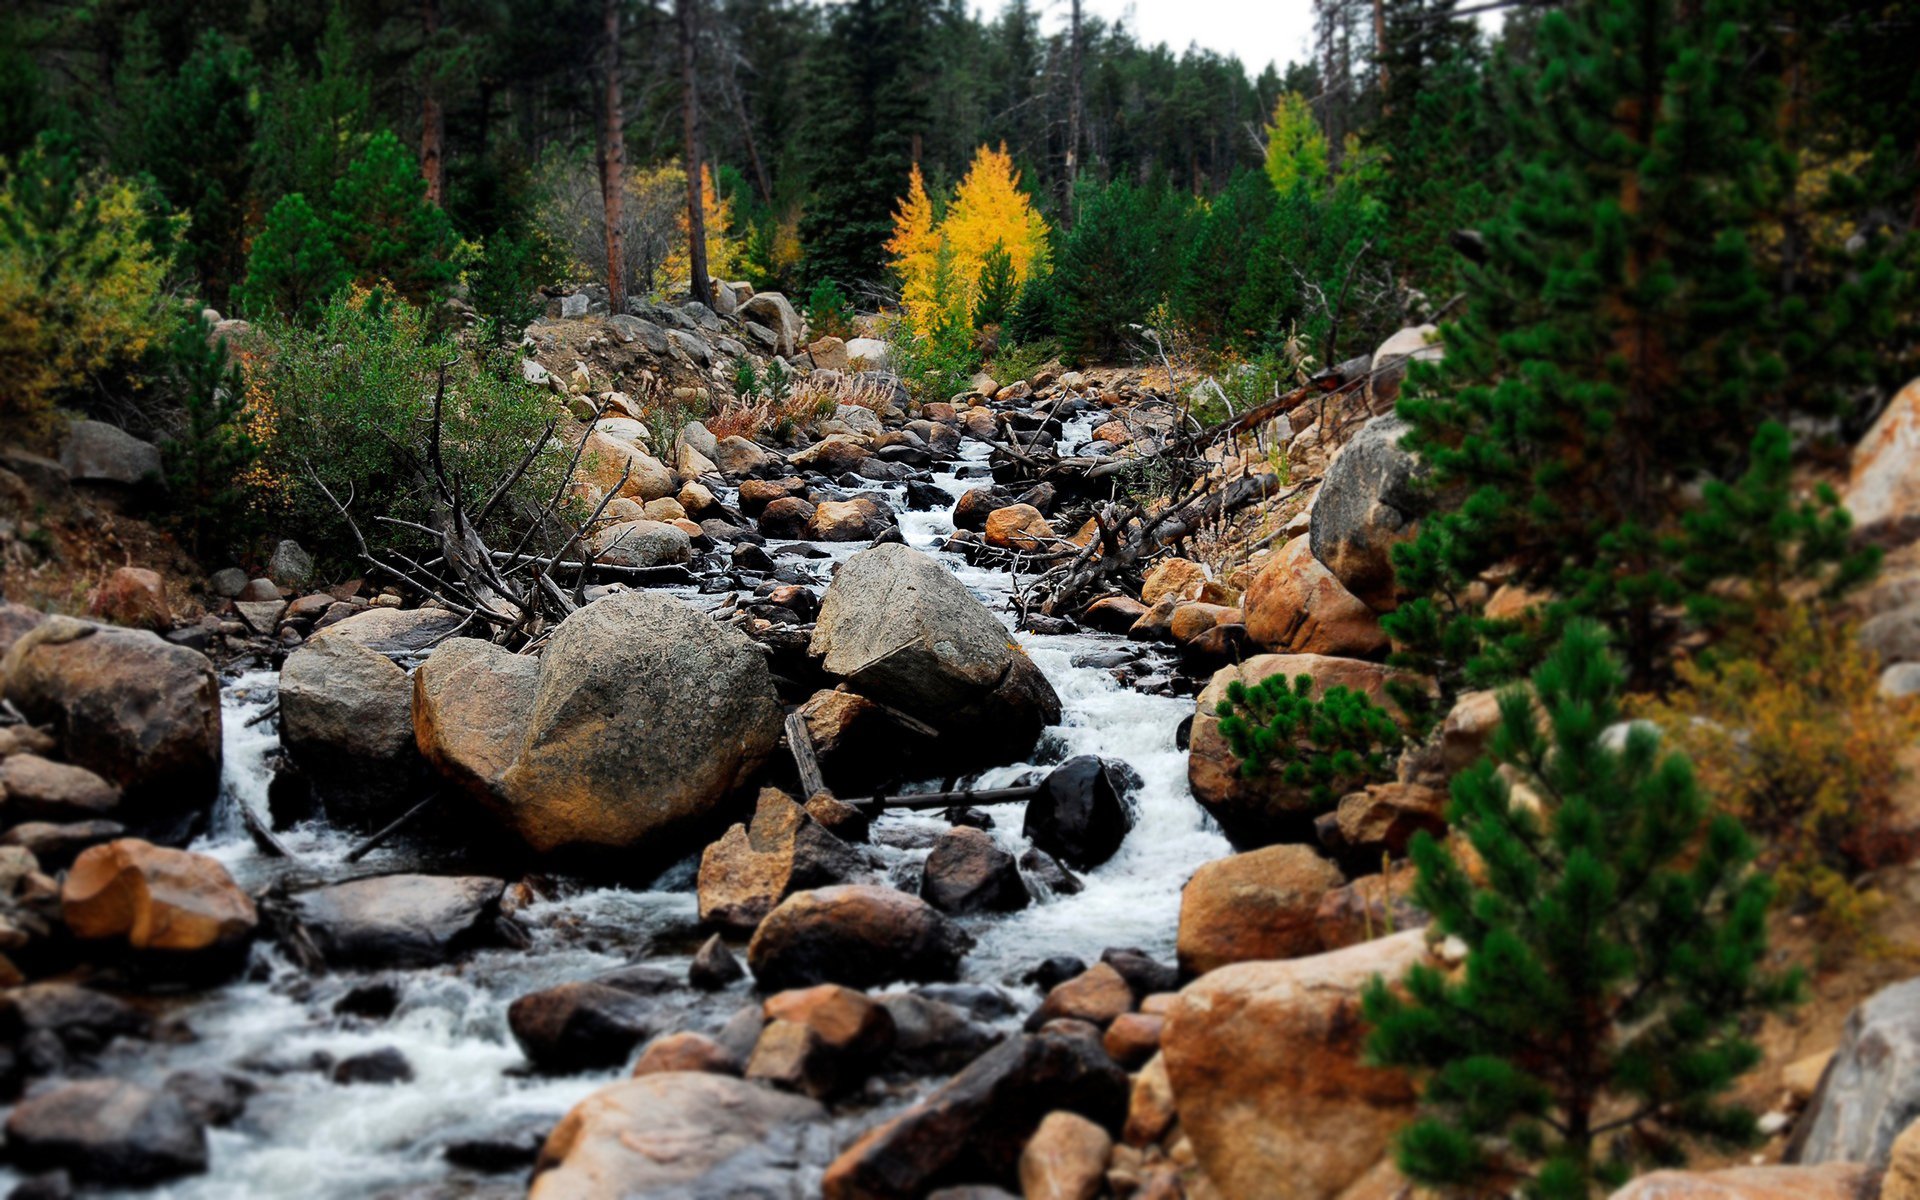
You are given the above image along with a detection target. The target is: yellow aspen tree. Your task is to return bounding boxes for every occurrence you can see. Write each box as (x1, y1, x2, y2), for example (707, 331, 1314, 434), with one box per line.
(940, 142, 1049, 300)
(886, 163, 943, 332)
(666, 163, 739, 291)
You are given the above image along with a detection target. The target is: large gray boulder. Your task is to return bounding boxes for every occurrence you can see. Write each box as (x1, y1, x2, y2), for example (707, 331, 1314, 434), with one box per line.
(279, 635, 419, 821)
(311, 606, 467, 657)
(60, 420, 162, 486)
(2, 618, 220, 818)
(1307, 415, 1428, 612)
(809, 544, 1060, 770)
(293, 874, 506, 968)
(1791, 976, 1920, 1168)
(739, 292, 803, 357)
(497, 591, 784, 859)
(587, 519, 692, 568)
(5, 1079, 207, 1184)
(413, 638, 541, 803)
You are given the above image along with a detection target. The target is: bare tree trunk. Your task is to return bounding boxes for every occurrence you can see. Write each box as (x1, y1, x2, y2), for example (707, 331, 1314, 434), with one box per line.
(420, 0, 445, 206)
(1065, 0, 1082, 226)
(1372, 0, 1386, 98)
(678, 0, 714, 307)
(600, 0, 627, 311)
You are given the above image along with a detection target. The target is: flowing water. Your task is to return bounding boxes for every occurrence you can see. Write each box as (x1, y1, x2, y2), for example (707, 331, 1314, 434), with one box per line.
(25, 417, 1232, 1199)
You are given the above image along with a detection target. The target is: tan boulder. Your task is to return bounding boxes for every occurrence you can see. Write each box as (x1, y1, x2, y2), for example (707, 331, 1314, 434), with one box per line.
(1606, 1164, 1876, 1200)
(1846, 376, 1920, 548)
(1313, 868, 1425, 952)
(789, 434, 872, 475)
(62, 839, 257, 966)
(581, 432, 675, 502)
(1187, 654, 1408, 848)
(697, 789, 858, 933)
(1161, 930, 1427, 1200)
(87, 568, 170, 631)
(1019, 1111, 1111, 1200)
(1242, 535, 1388, 658)
(1031, 962, 1135, 1029)
(412, 638, 539, 803)
(630, 1031, 740, 1077)
(1334, 782, 1447, 857)
(1124, 1052, 1176, 1146)
(1169, 602, 1240, 645)
(1092, 420, 1132, 446)
(984, 504, 1054, 551)
(1176, 844, 1346, 975)
(1102, 1012, 1163, 1068)
(809, 498, 893, 542)
(808, 336, 851, 371)
(1142, 558, 1209, 605)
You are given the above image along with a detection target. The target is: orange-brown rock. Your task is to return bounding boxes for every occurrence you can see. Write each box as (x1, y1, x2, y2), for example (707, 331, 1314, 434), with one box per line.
(697, 790, 858, 933)
(580, 432, 674, 501)
(1176, 844, 1346, 975)
(809, 498, 893, 542)
(61, 839, 256, 966)
(412, 638, 539, 804)
(984, 504, 1054, 551)
(763, 984, 896, 1057)
(1485, 581, 1551, 622)
(1313, 869, 1426, 952)
(1161, 930, 1427, 1200)
(1128, 595, 1180, 642)
(1123, 1052, 1176, 1146)
(1142, 558, 1209, 605)
(1606, 1164, 1876, 1200)
(1242, 535, 1388, 658)
(1334, 782, 1447, 857)
(746, 884, 974, 991)
(1030, 963, 1135, 1029)
(1102, 1012, 1163, 1068)
(1187, 654, 1410, 848)
(1168, 602, 1241, 645)
(629, 1031, 741, 1077)
(1019, 1110, 1112, 1200)
(1091, 420, 1133, 446)
(1082, 595, 1148, 633)
(87, 568, 171, 631)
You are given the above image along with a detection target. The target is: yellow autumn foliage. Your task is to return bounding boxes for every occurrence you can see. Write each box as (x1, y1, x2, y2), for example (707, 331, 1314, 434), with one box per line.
(887, 144, 1049, 335)
(664, 163, 741, 292)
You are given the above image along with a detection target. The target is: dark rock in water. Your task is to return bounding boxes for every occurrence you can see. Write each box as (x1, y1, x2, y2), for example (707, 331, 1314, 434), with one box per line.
(332, 1047, 414, 1085)
(689, 934, 746, 990)
(0, 983, 148, 1082)
(5, 1079, 208, 1185)
(867, 525, 905, 546)
(292, 874, 507, 969)
(732, 542, 776, 573)
(880, 992, 1002, 1076)
(1100, 948, 1179, 997)
(7, 1170, 71, 1200)
(443, 1113, 552, 1173)
(161, 1071, 253, 1127)
(1018, 847, 1084, 897)
(1069, 648, 1135, 671)
(333, 980, 401, 1020)
(1023, 956, 1089, 994)
(921, 828, 1030, 915)
(1, 819, 124, 871)
(904, 481, 951, 510)
(943, 806, 993, 830)
(1023, 756, 1134, 871)
(918, 984, 1022, 1022)
(716, 1004, 768, 1063)
(747, 884, 973, 991)
(1017, 613, 1074, 636)
(508, 981, 658, 1074)
(819, 1026, 1129, 1197)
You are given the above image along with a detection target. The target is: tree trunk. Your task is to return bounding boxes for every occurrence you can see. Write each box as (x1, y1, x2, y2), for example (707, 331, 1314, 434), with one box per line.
(1065, 0, 1082, 226)
(600, 0, 627, 311)
(420, 0, 445, 206)
(678, 0, 714, 307)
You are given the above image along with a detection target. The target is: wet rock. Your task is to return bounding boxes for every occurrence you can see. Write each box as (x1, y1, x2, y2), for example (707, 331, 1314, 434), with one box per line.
(1027, 963, 1134, 1031)
(279, 634, 418, 820)
(0, 756, 120, 823)
(879, 992, 999, 1075)
(498, 591, 784, 860)
(5, 1079, 206, 1185)
(921, 827, 1029, 915)
(983, 504, 1053, 550)
(0, 983, 148, 1078)
(748, 984, 897, 1099)
(1018, 1110, 1111, 1200)
(1242, 534, 1388, 658)
(0, 821, 121, 871)
(3, 619, 221, 814)
(810, 544, 1060, 772)
(1018, 848, 1083, 897)
(697, 789, 860, 933)
(1791, 975, 1920, 1168)
(1308, 415, 1427, 611)
(799, 690, 923, 792)
(688, 933, 746, 990)
(1162, 929, 1426, 1200)
(160, 1070, 252, 1127)
(332, 1047, 414, 1085)
(509, 980, 658, 1073)
(951, 487, 1012, 532)
(293, 874, 506, 969)
(630, 1030, 740, 1077)
(747, 884, 974, 990)
(411, 638, 539, 804)
(1024, 956, 1089, 994)
(1187, 653, 1407, 848)
(1022, 756, 1132, 871)
(333, 981, 401, 1019)
(530, 1072, 824, 1198)
(443, 1115, 552, 1173)
(810, 497, 894, 542)
(1177, 845, 1346, 975)
(61, 839, 257, 973)
(1080, 596, 1148, 634)
(820, 1026, 1129, 1199)
(758, 495, 818, 539)
(86, 567, 171, 631)
(1099, 948, 1179, 997)
(588, 519, 693, 567)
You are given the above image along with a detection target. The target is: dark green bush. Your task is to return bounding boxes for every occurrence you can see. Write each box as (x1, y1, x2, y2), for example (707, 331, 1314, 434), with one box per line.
(1215, 674, 1403, 807)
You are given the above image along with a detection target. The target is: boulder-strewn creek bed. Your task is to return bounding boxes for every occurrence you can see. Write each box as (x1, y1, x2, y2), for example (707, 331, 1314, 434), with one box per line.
(0, 397, 1240, 1199)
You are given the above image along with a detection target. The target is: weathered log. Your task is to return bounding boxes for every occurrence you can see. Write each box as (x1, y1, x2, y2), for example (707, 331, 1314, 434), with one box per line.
(783, 710, 828, 799)
(344, 793, 441, 863)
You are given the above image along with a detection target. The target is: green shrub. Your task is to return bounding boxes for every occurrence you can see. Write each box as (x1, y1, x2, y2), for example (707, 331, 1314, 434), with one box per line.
(1215, 674, 1403, 807)
(160, 314, 262, 554)
(468, 229, 548, 348)
(803, 278, 856, 341)
(235, 192, 349, 322)
(972, 240, 1017, 330)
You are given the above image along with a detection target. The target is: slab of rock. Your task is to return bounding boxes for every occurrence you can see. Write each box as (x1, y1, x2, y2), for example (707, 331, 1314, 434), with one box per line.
(311, 606, 466, 657)
(1187, 653, 1404, 848)
(921, 827, 1030, 915)
(62, 839, 257, 970)
(498, 591, 784, 860)
(1176, 845, 1346, 975)
(1162, 930, 1426, 1200)
(697, 789, 859, 932)
(0, 754, 120, 822)
(1308, 415, 1426, 611)
(1846, 377, 1920, 548)
(3, 619, 221, 813)
(1243, 534, 1389, 657)
(293, 874, 505, 968)
(531, 1072, 825, 1198)
(821, 1027, 1129, 1199)
(879, 992, 1000, 1075)
(581, 433, 675, 502)
(715, 435, 774, 478)
(790, 434, 873, 475)
(809, 544, 1060, 771)
(740, 292, 803, 357)
(60, 420, 162, 486)
(509, 980, 659, 1073)
(588, 519, 692, 568)
(1028, 963, 1134, 1031)
(5, 1079, 206, 1184)
(1791, 975, 1920, 1168)
(279, 635, 418, 819)
(412, 638, 539, 802)
(1607, 1164, 1876, 1199)
(747, 884, 973, 990)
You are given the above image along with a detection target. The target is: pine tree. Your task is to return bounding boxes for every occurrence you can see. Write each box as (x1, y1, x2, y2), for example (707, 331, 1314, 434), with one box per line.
(1383, 0, 1912, 697)
(972, 240, 1017, 330)
(253, 4, 372, 206)
(1052, 177, 1189, 361)
(1176, 170, 1276, 350)
(1363, 622, 1799, 1199)
(468, 229, 547, 348)
(1262, 92, 1329, 196)
(161, 314, 262, 555)
(236, 193, 351, 321)
(329, 129, 461, 303)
